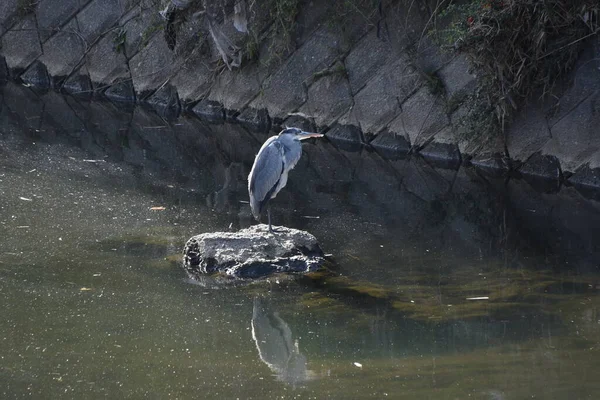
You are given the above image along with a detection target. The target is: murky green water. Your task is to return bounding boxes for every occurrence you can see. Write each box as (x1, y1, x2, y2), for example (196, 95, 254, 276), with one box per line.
(1, 83, 599, 399)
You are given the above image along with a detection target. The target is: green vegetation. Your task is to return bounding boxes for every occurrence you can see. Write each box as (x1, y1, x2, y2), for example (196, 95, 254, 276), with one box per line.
(433, 0, 600, 137)
(264, 0, 301, 65)
(140, 22, 165, 48)
(113, 28, 127, 55)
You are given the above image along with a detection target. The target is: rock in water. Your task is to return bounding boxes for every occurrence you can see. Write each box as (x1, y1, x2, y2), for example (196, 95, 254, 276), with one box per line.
(183, 224, 324, 279)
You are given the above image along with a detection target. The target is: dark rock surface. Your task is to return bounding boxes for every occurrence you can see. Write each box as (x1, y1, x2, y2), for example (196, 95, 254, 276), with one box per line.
(183, 225, 325, 279)
(370, 131, 411, 160)
(518, 152, 562, 193)
(568, 164, 600, 201)
(192, 99, 225, 122)
(20, 60, 51, 88)
(104, 78, 136, 103)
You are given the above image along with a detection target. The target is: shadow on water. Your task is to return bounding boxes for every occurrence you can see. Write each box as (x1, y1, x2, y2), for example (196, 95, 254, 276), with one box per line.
(1, 82, 600, 398)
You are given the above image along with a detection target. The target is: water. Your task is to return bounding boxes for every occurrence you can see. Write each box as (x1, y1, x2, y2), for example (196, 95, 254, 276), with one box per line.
(1, 83, 599, 399)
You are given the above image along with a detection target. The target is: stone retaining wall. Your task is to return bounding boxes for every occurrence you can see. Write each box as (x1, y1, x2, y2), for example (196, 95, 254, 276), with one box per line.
(1, 0, 599, 191)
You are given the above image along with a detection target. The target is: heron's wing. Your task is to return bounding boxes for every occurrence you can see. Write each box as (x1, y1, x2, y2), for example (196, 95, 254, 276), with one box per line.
(248, 138, 285, 218)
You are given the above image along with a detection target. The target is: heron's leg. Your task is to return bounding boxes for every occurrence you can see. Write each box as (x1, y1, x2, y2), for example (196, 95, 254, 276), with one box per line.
(267, 204, 273, 233)
(267, 204, 280, 233)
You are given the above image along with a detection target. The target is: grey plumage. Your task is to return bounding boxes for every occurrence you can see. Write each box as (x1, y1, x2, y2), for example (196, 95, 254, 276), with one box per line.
(248, 127, 323, 232)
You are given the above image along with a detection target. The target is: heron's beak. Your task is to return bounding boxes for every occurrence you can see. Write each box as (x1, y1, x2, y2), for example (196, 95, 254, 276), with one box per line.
(298, 131, 324, 140)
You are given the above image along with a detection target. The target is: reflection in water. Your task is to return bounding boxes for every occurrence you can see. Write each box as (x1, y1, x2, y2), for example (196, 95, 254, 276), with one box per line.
(251, 297, 314, 385)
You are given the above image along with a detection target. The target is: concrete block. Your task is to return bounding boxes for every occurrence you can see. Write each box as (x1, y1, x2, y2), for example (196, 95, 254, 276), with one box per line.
(170, 48, 213, 105)
(343, 30, 391, 94)
(518, 152, 561, 193)
(236, 107, 270, 133)
(20, 60, 51, 88)
(0, 0, 20, 36)
(324, 123, 364, 152)
(146, 84, 180, 118)
(298, 71, 353, 128)
(568, 164, 600, 201)
(192, 99, 225, 122)
(36, 0, 80, 42)
(39, 19, 85, 80)
(370, 130, 411, 160)
(438, 54, 476, 99)
(76, 0, 121, 43)
(250, 27, 340, 119)
(104, 77, 135, 102)
(119, 3, 162, 59)
(419, 141, 461, 170)
(129, 33, 175, 97)
(346, 56, 421, 134)
(85, 29, 129, 85)
(208, 63, 264, 111)
(543, 91, 600, 172)
(1, 15, 42, 73)
(387, 86, 448, 147)
(506, 102, 551, 161)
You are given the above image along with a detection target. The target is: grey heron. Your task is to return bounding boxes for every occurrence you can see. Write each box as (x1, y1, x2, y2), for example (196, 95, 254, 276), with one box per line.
(248, 127, 323, 232)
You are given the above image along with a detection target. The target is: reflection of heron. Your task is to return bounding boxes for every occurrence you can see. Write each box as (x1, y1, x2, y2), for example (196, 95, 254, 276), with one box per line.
(248, 128, 323, 232)
(206, 162, 246, 213)
(251, 298, 314, 385)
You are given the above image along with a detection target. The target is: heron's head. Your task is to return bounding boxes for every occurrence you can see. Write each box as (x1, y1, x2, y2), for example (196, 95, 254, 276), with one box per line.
(279, 127, 324, 141)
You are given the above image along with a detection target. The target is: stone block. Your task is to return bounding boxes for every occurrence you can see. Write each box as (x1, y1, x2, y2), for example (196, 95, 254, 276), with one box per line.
(413, 36, 453, 75)
(192, 99, 225, 122)
(104, 78, 135, 102)
(119, 0, 140, 14)
(119, 3, 162, 59)
(280, 113, 317, 133)
(1, 15, 42, 73)
(517, 152, 561, 193)
(370, 130, 411, 160)
(62, 68, 93, 96)
(343, 30, 391, 94)
(39, 19, 85, 81)
(236, 107, 270, 133)
(506, 102, 552, 161)
(324, 123, 364, 153)
(387, 86, 448, 147)
(547, 46, 600, 127)
(419, 141, 461, 170)
(298, 71, 352, 128)
(76, 0, 121, 43)
(208, 63, 263, 111)
(345, 56, 421, 134)
(543, 91, 600, 172)
(250, 27, 340, 119)
(470, 153, 509, 176)
(170, 48, 213, 104)
(0, 0, 20, 36)
(568, 164, 600, 201)
(146, 84, 180, 119)
(437, 54, 476, 100)
(85, 29, 129, 85)
(36, 0, 80, 42)
(129, 33, 175, 97)
(20, 60, 51, 88)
